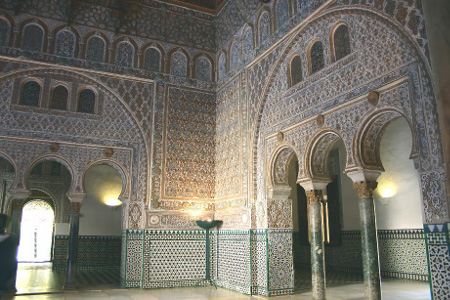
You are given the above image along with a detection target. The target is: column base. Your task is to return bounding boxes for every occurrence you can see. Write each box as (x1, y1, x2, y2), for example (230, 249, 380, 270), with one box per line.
(62, 284, 79, 290)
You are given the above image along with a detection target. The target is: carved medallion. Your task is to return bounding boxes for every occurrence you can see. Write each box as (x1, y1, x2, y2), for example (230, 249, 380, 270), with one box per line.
(316, 114, 325, 127)
(367, 91, 380, 106)
(104, 148, 114, 157)
(276, 132, 284, 142)
(49, 143, 60, 152)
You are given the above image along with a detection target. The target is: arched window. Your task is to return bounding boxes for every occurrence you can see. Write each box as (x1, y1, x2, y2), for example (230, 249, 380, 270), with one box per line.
(50, 85, 68, 110)
(171, 51, 187, 77)
(310, 41, 324, 74)
(144, 48, 161, 72)
(55, 30, 75, 57)
(289, 55, 302, 87)
(195, 56, 212, 81)
(259, 11, 270, 46)
(218, 53, 226, 80)
(20, 80, 41, 107)
(230, 42, 240, 71)
(277, 0, 290, 30)
(333, 24, 351, 61)
(243, 26, 254, 54)
(22, 24, 44, 52)
(0, 19, 10, 47)
(86, 36, 106, 62)
(78, 88, 96, 114)
(116, 42, 134, 67)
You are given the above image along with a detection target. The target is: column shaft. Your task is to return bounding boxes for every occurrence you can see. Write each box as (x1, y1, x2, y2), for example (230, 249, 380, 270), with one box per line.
(354, 181, 381, 300)
(64, 202, 81, 289)
(306, 189, 326, 300)
(310, 202, 325, 300)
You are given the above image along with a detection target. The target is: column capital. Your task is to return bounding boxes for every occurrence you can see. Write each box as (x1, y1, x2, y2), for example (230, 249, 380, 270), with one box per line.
(305, 189, 324, 204)
(69, 201, 82, 214)
(66, 192, 86, 203)
(353, 181, 378, 199)
(297, 179, 330, 191)
(345, 169, 381, 183)
(10, 188, 30, 201)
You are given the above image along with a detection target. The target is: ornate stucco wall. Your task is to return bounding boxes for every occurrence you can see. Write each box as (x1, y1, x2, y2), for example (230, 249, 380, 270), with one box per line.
(0, 0, 448, 299)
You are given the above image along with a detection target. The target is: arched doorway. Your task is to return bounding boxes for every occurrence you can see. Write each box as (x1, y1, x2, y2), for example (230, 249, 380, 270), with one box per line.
(17, 199, 54, 262)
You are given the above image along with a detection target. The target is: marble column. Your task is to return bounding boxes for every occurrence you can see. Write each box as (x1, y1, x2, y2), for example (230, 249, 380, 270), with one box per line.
(348, 170, 382, 300)
(299, 180, 329, 300)
(64, 200, 82, 289)
(306, 189, 326, 300)
(10, 199, 26, 239)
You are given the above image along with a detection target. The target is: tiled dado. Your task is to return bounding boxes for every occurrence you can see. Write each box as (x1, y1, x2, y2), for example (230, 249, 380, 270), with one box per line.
(53, 235, 121, 271)
(121, 229, 294, 297)
(294, 229, 428, 282)
(424, 223, 450, 300)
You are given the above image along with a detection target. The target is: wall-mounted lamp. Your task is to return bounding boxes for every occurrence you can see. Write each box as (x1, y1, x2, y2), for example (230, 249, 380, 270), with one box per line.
(105, 198, 122, 207)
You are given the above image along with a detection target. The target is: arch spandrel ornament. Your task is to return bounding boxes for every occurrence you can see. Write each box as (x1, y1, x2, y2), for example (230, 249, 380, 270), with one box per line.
(252, 7, 448, 228)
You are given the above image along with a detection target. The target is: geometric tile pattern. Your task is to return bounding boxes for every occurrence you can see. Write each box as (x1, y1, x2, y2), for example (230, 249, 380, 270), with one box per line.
(267, 230, 294, 296)
(142, 230, 207, 289)
(122, 230, 144, 288)
(424, 223, 450, 300)
(215, 230, 251, 294)
(378, 230, 428, 281)
(52, 235, 121, 271)
(293, 230, 428, 282)
(251, 230, 268, 296)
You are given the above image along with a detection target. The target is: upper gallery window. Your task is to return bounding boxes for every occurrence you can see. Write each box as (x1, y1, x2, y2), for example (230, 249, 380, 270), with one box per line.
(144, 47, 161, 72)
(310, 41, 324, 74)
(195, 56, 212, 81)
(86, 36, 106, 62)
(289, 55, 302, 87)
(77, 88, 96, 114)
(332, 24, 351, 62)
(49, 85, 69, 110)
(171, 51, 188, 77)
(22, 24, 44, 52)
(20, 80, 41, 107)
(0, 18, 10, 47)
(55, 30, 76, 57)
(116, 42, 134, 67)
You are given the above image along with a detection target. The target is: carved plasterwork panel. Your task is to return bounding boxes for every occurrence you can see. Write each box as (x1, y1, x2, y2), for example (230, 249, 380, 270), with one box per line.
(161, 86, 215, 201)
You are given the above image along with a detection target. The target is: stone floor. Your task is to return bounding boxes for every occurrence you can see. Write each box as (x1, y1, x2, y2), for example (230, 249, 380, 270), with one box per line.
(6, 263, 431, 300)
